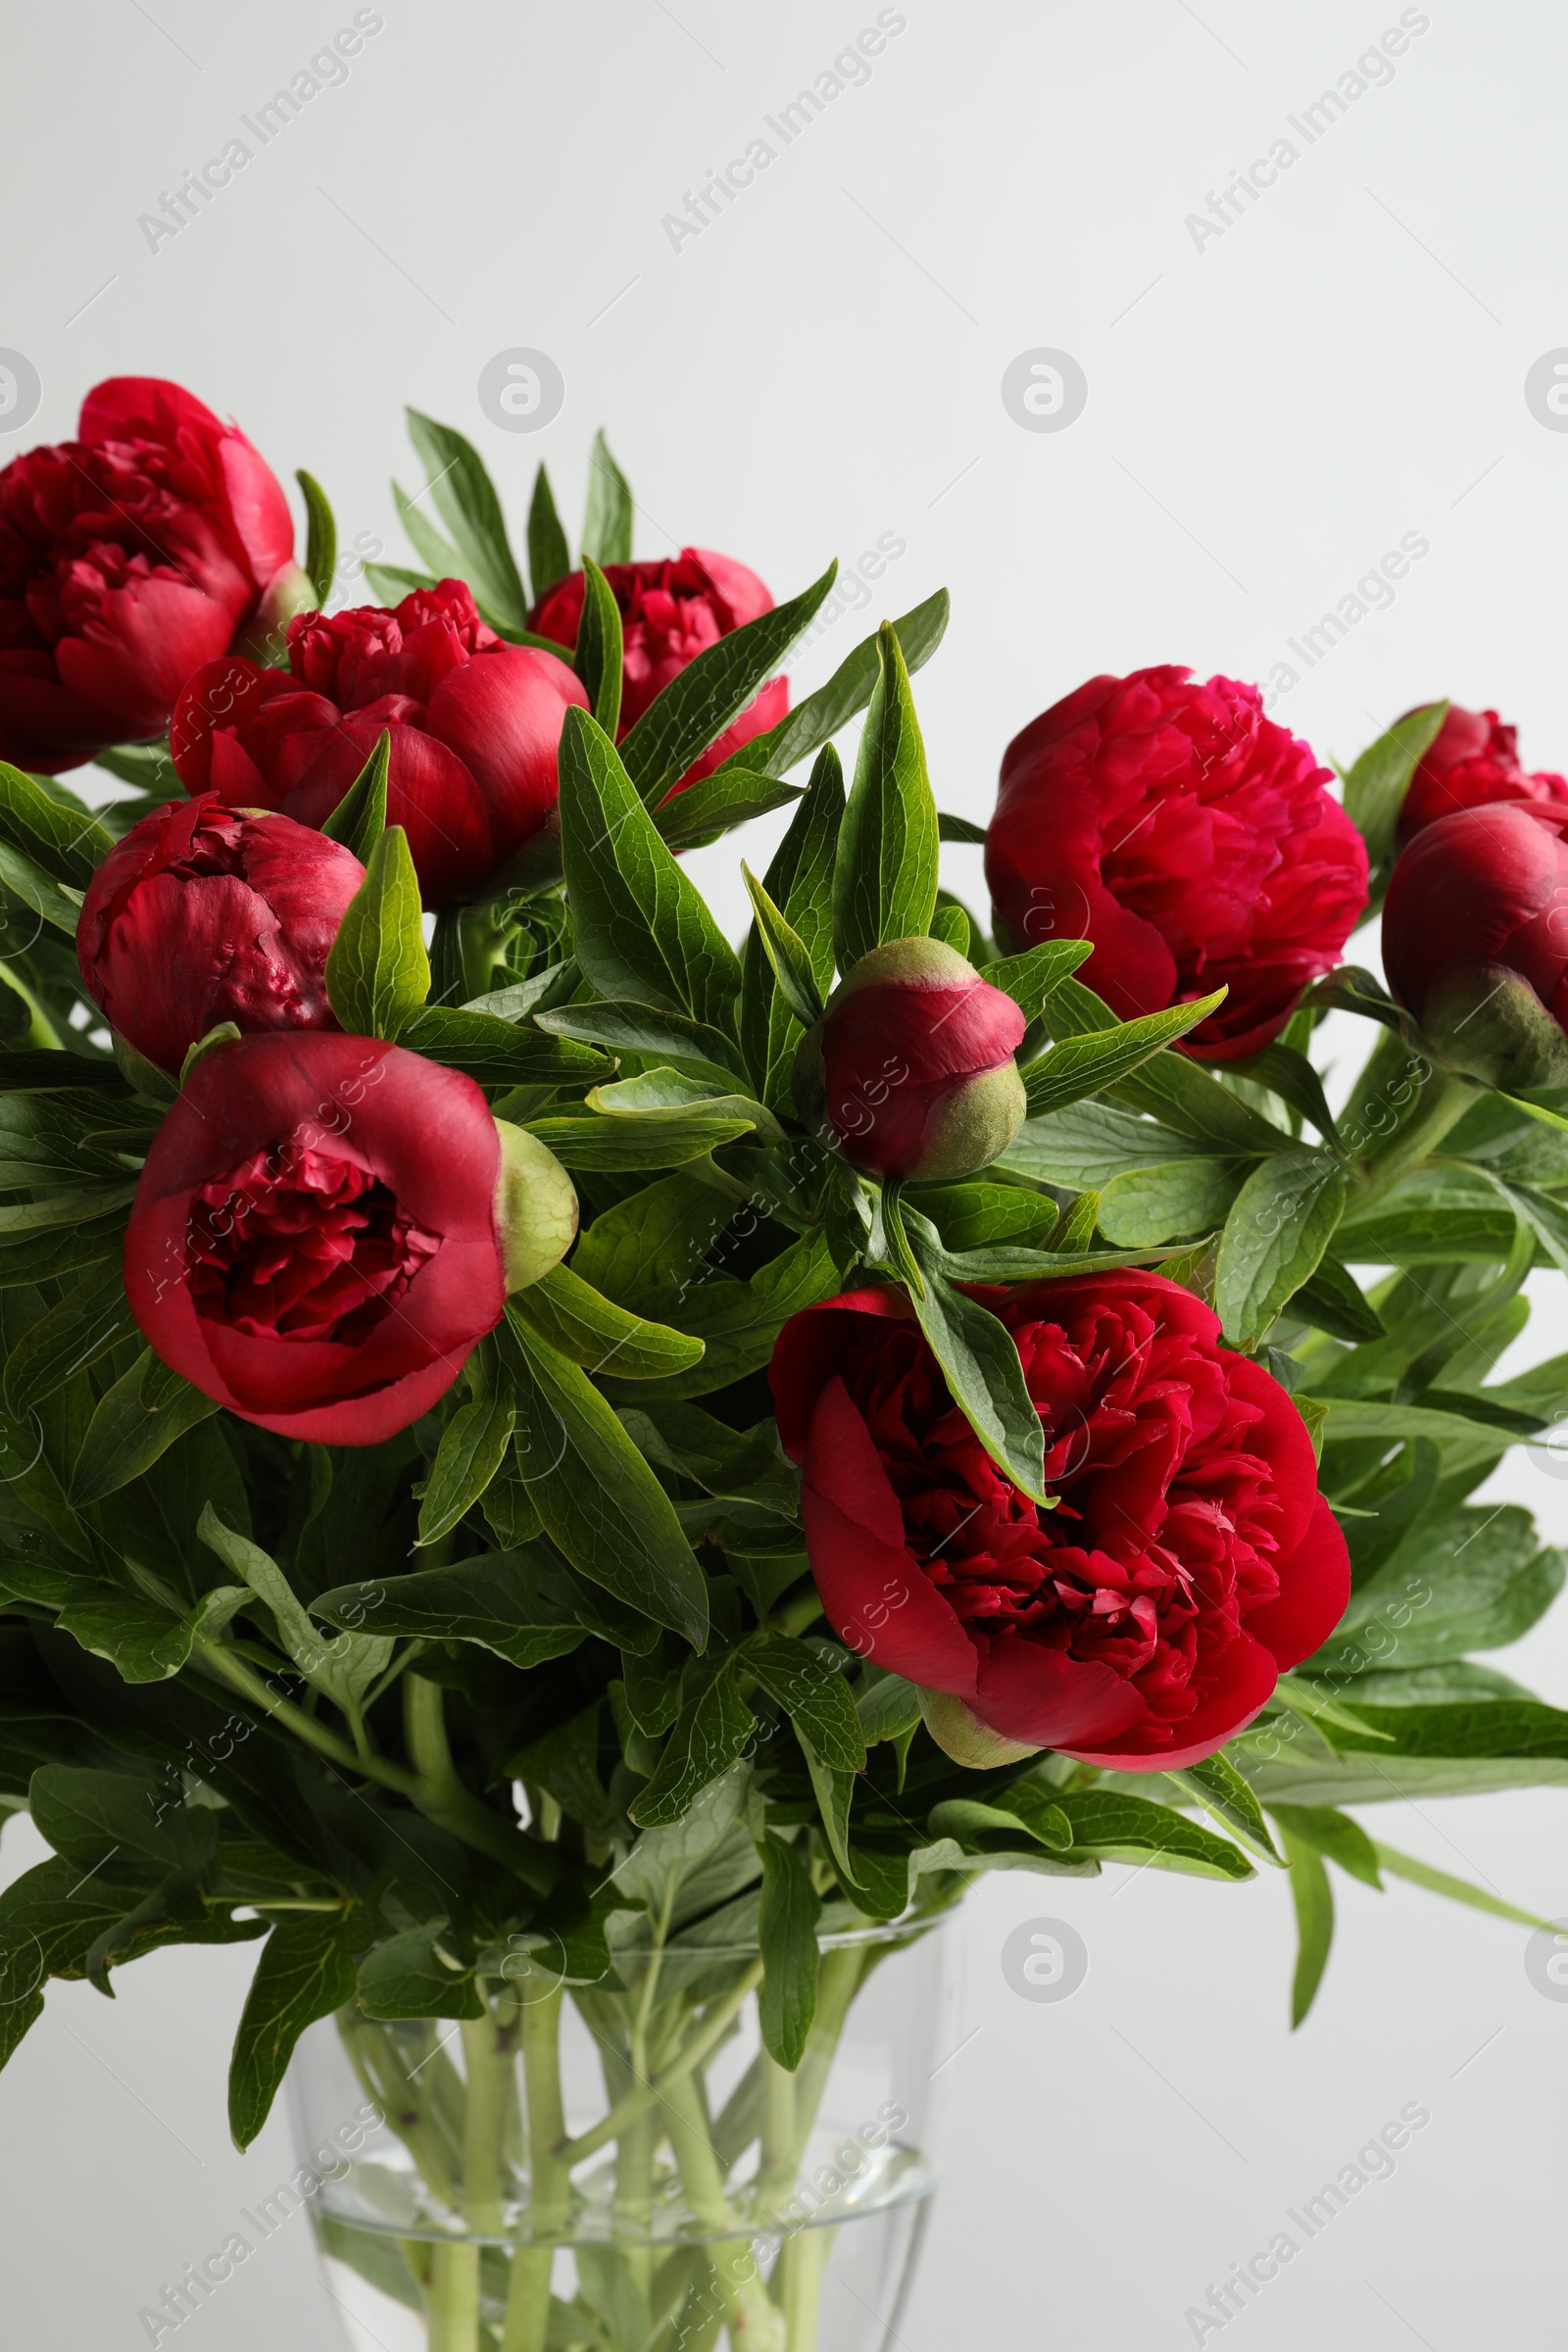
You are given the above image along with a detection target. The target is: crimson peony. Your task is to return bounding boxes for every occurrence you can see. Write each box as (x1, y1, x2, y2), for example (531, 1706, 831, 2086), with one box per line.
(985, 666, 1367, 1060)
(77, 793, 365, 1074)
(124, 1034, 575, 1444)
(1396, 701, 1568, 842)
(529, 549, 786, 790)
(171, 580, 588, 906)
(0, 376, 302, 772)
(770, 1273, 1348, 1769)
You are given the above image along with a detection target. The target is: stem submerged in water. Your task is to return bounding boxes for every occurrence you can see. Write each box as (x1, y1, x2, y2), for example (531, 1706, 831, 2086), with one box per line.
(322, 1934, 891, 2351)
(500, 1983, 567, 2352)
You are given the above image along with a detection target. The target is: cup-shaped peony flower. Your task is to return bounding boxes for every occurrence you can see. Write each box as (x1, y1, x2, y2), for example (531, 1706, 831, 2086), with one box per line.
(529, 549, 787, 791)
(770, 1273, 1348, 1769)
(791, 938, 1027, 1182)
(77, 793, 366, 1076)
(0, 377, 304, 773)
(171, 580, 589, 906)
(985, 666, 1368, 1061)
(1383, 802, 1568, 1089)
(124, 1035, 577, 1444)
(1396, 701, 1568, 843)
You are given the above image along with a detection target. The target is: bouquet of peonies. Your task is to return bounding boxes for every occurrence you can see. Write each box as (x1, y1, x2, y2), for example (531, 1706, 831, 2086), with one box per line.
(2, 377, 1567, 2352)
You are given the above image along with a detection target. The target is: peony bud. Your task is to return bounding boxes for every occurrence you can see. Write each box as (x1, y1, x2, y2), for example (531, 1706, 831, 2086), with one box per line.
(77, 793, 366, 1076)
(1382, 803, 1568, 1089)
(792, 937, 1027, 1182)
(493, 1121, 578, 1292)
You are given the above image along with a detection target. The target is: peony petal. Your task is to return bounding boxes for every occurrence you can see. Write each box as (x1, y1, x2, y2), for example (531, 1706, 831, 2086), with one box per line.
(1060, 1629, 1281, 1770)
(1241, 1493, 1350, 1672)
(801, 1484, 978, 1696)
(971, 1632, 1147, 1750)
(79, 375, 224, 447)
(217, 433, 296, 590)
(55, 577, 234, 740)
(281, 719, 495, 908)
(422, 644, 586, 871)
(769, 1288, 918, 1462)
(804, 1376, 914, 1552)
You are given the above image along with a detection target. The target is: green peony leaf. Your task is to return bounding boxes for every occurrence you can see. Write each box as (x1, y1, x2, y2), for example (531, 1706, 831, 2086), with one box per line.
(527, 463, 571, 600)
(757, 1832, 821, 2071)
(619, 562, 837, 809)
(324, 825, 429, 1038)
(228, 1908, 361, 2148)
(558, 709, 742, 1033)
(832, 621, 939, 970)
(1214, 1148, 1348, 1349)
(405, 408, 528, 631)
(318, 727, 389, 862)
(296, 468, 337, 606)
(574, 554, 624, 736)
(581, 429, 633, 568)
(720, 588, 950, 782)
(499, 1307, 710, 1648)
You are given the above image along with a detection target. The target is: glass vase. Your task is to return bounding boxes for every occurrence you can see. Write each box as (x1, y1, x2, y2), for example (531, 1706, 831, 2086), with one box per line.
(286, 1919, 956, 2352)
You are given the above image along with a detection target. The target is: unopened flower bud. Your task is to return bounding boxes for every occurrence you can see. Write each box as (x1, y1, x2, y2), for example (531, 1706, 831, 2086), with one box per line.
(792, 937, 1027, 1181)
(1383, 803, 1568, 1088)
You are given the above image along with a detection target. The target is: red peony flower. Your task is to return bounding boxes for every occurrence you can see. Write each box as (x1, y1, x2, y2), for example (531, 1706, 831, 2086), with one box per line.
(171, 580, 589, 907)
(792, 938, 1027, 1180)
(124, 1035, 517, 1444)
(1396, 701, 1568, 842)
(0, 377, 301, 772)
(770, 1273, 1348, 1769)
(529, 549, 786, 791)
(77, 793, 365, 1075)
(1383, 801, 1568, 1089)
(985, 666, 1368, 1060)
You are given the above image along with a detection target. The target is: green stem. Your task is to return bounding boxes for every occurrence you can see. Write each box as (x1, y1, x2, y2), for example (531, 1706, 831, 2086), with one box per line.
(1, 968, 62, 1050)
(457, 900, 511, 1003)
(766, 1587, 824, 1638)
(756, 2050, 796, 2210)
(404, 1674, 564, 1891)
(192, 1641, 561, 1892)
(460, 2011, 507, 2236)
(662, 2072, 785, 2352)
(559, 1960, 764, 2167)
(1356, 1070, 1478, 1209)
(502, 1984, 567, 2352)
(777, 2226, 829, 2352)
(427, 2242, 480, 2352)
(337, 2011, 460, 2216)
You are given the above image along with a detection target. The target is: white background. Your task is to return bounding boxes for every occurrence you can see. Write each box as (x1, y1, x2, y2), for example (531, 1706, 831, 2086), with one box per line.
(3, 1, 1568, 2344)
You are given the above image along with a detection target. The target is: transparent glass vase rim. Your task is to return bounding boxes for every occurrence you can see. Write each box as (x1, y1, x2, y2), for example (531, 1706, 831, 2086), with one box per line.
(599, 1915, 946, 1966)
